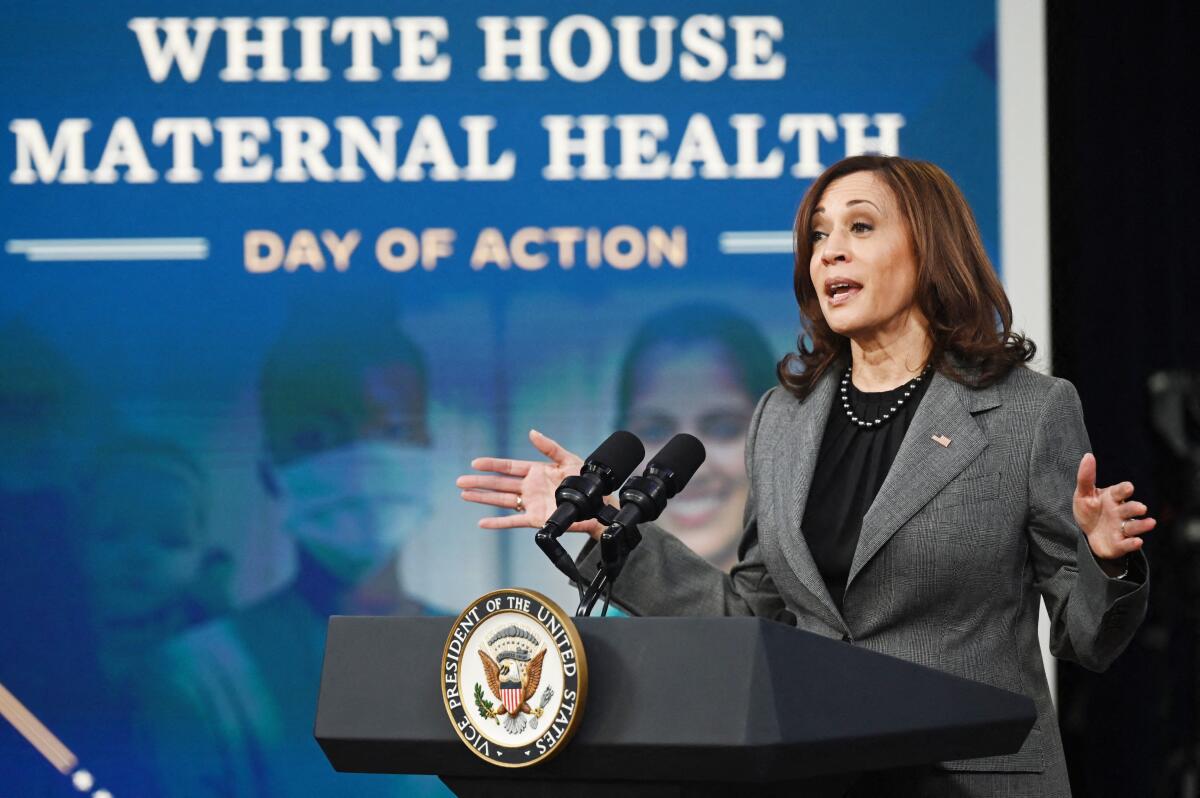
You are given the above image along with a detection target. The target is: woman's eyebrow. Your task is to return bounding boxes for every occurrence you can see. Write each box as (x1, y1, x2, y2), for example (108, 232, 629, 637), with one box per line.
(813, 199, 882, 214)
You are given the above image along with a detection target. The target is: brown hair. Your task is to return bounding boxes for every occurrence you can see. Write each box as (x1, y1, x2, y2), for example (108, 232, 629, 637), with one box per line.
(777, 155, 1035, 398)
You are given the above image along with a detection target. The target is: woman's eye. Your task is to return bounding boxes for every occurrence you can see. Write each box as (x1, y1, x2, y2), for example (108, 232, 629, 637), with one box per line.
(628, 416, 675, 445)
(809, 230, 827, 243)
(699, 412, 750, 442)
(850, 222, 873, 234)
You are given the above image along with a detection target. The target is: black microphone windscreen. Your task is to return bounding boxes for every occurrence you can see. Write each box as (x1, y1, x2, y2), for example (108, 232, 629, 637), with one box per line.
(649, 433, 706, 491)
(585, 430, 646, 486)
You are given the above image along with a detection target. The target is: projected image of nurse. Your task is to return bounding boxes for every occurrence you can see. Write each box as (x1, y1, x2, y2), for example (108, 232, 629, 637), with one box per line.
(260, 319, 435, 603)
(139, 315, 449, 798)
(616, 305, 777, 572)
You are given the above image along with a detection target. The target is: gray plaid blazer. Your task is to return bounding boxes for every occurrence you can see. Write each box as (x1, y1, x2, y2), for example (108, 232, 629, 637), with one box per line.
(578, 364, 1149, 797)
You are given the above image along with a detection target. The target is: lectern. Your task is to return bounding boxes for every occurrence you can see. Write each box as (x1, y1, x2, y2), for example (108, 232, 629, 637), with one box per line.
(315, 616, 1035, 797)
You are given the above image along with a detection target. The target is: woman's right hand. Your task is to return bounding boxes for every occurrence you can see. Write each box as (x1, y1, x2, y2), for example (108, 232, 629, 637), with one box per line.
(456, 429, 607, 540)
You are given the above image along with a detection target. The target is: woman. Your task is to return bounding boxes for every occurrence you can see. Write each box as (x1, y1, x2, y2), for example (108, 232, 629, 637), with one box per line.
(457, 155, 1152, 797)
(616, 304, 776, 570)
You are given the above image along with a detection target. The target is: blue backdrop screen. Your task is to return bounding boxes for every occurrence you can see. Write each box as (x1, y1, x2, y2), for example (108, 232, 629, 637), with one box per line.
(1, 3, 999, 796)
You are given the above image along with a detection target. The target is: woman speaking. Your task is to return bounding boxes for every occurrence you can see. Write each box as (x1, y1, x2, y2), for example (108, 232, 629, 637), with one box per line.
(457, 155, 1152, 797)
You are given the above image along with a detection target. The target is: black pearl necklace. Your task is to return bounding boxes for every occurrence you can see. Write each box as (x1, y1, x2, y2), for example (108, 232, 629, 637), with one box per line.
(840, 363, 932, 429)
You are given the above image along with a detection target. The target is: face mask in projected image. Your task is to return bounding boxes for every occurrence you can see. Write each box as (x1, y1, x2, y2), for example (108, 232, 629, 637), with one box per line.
(258, 309, 434, 589)
(617, 306, 777, 572)
(276, 440, 432, 582)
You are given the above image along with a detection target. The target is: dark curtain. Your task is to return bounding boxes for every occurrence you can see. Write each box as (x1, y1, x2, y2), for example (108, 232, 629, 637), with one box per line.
(1047, 3, 1200, 796)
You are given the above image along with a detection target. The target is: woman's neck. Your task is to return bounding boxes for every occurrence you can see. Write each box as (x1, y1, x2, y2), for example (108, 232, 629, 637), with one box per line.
(848, 320, 932, 392)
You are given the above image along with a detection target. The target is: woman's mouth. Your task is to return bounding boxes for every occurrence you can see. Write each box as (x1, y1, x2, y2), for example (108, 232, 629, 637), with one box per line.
(665, 476, 735, 527)
(666, 493, 726, 527)
(825, 278, 863, 306)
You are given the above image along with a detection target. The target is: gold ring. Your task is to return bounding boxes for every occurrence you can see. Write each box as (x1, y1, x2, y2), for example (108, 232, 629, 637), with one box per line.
(515, 495, 525, 513)
(1120, 519, 1127, 535)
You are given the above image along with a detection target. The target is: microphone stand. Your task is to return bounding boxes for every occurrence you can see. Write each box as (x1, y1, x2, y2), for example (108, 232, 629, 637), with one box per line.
(576, 515, 642, 617)
(536, 503, 624, 610)
(570, 433, 705, 617)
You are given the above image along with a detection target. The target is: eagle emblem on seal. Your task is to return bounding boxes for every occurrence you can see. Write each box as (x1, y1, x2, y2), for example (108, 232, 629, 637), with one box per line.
(474, 624, 552, 734)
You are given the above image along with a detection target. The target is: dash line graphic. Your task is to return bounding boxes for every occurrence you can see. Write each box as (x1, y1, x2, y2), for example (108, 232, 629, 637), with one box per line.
(5, 237, 209, 262)
(717, 230, 792, 255)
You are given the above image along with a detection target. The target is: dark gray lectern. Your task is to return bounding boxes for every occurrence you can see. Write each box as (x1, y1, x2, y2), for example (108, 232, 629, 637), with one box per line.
(315, 616, 1035, 797)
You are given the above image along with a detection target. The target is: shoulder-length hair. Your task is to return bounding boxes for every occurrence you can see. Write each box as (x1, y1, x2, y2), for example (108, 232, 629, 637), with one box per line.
(777, 155, 1035, 399)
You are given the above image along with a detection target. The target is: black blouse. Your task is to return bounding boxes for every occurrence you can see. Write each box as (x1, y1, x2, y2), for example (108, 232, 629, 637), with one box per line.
(800, 367, 933, 611)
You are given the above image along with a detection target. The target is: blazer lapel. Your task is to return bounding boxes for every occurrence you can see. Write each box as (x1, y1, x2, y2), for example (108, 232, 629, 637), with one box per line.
(772, 368, 845, 627)
(845, 371, 989, 589)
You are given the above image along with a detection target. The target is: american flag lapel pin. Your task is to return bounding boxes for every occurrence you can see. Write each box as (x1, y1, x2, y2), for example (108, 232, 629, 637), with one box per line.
(931, 433, 952, 448)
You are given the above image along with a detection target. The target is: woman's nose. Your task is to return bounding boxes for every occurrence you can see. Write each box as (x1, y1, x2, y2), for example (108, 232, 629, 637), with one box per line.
(820, 230, 849, 265)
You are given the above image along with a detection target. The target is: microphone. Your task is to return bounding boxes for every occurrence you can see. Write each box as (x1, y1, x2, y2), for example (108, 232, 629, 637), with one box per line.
(600, 433, 707, 578)
(535, 431, 645, 582)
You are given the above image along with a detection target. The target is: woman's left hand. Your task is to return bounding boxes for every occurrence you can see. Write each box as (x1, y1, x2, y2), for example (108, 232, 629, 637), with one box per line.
(1073, 452, 1156, 561)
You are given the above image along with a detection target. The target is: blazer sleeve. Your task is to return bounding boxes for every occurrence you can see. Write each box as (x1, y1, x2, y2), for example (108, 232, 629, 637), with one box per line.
(574, 388, 793, 622)
(1027, 377, 1149, 673)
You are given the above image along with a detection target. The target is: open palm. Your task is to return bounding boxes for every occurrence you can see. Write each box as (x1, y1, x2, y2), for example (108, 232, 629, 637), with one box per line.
(457, 429, 604, 538)
(1072, 452, 1155, 561)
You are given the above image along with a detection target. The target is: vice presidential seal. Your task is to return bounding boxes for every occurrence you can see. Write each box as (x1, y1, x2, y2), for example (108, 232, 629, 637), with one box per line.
(441, 588, 587, 767)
